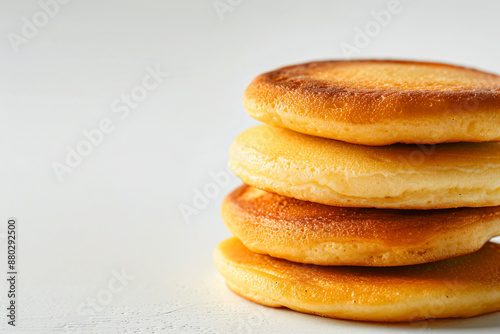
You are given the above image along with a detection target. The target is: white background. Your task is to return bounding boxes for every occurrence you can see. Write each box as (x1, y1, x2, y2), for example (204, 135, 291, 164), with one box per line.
(1, 0, 500, 332)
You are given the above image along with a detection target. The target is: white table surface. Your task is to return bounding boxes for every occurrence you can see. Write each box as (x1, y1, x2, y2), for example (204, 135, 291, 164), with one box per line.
(1, 0, 500, 332)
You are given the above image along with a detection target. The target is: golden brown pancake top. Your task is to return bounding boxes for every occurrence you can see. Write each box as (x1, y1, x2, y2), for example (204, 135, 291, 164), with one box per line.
(245, 60, 500, 123)
(217, 238, 500, 303)
(226, 185, 500, 248)
(244, 60, 500, 146)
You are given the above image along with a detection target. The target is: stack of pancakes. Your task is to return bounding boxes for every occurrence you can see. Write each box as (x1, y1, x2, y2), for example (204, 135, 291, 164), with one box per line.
(214, 60, 500, 322)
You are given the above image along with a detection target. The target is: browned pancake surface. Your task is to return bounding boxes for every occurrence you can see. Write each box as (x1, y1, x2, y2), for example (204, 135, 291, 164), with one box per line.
(244, 60, 500, 145)
(223, 185, 500, 266)
(214, 238, 500, 322)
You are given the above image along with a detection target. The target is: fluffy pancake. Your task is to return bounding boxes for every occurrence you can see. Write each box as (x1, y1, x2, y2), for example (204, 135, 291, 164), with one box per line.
(214, 238, 500, 322)
(222, 185, 500, 266)
(229, 125, 500, 209)
(243, 60, 500, 145)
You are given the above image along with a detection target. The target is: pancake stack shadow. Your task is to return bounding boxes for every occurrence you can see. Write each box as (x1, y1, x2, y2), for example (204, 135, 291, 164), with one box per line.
(214, 60, 500, 322)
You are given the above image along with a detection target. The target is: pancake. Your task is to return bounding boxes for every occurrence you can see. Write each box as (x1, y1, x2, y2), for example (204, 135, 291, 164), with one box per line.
(222, 185, 500, 266)
(229, 125, 500, 209)
(214, 238, 500, 322)
(243, 60, 500, 145)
